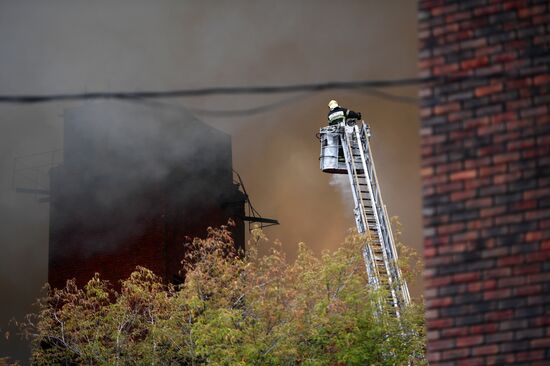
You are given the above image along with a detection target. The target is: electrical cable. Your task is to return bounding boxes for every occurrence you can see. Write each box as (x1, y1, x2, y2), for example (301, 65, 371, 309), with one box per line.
(0, 71, 541, 105)
(129, 87, 413, 120)
(0, 71, 537, 121)
(186, 87, 418, 118)
(0, 77, 431, 104)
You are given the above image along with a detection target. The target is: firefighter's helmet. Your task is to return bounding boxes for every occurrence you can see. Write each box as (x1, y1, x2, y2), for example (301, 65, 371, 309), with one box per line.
(328, 100, 339, 109)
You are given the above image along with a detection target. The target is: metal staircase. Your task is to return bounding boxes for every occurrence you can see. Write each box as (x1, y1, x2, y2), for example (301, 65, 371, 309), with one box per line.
(319, 121, 410, 316)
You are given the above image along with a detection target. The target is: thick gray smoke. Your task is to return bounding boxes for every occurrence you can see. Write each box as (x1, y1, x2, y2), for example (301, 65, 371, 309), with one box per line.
(0, 0, 419, 361)
(50, 100, 234, 257)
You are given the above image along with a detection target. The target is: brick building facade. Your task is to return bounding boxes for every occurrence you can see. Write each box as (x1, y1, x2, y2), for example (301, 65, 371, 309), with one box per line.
(49, 101, 245, 289)
(418, 1, 549, 365)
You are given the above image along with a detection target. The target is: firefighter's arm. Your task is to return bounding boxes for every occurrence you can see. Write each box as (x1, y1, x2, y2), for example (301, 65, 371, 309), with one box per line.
(346, 109, 362, 119)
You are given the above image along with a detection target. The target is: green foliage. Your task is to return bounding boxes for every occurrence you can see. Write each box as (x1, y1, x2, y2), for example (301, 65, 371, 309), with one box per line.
(20, 225, 426, 365)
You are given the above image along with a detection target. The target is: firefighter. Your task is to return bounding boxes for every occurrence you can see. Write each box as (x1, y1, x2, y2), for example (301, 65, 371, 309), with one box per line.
(327, 100, 362, 126)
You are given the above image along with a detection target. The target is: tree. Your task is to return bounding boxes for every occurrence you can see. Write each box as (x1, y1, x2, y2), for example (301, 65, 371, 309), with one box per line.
(19, 224, 426, 365)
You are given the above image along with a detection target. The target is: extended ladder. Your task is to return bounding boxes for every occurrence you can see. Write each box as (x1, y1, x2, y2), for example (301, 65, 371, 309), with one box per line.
(320, 121, 410, 316)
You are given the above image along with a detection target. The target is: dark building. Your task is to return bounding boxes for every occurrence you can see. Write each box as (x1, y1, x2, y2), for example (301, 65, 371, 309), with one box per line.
(419, 1, 549, 365)
(48, 101, 245, 288)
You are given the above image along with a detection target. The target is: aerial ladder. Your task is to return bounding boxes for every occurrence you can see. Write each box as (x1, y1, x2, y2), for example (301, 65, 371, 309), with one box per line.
(319, 119, 410, 317)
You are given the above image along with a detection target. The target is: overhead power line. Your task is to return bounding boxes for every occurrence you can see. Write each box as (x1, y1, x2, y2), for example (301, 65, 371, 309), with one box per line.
(186, 88, 418, 118)
(0, 76, 437, 104)
(130, 86, 416, 120)
(0, 71, 539, 104)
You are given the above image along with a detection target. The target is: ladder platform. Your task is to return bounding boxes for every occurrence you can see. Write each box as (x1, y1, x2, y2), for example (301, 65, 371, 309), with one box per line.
(319, 121, 410, 316)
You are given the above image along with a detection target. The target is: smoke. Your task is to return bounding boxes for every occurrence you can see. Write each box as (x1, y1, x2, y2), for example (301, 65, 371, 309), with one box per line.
(0, 0, 420, 362)
(329, 174, 354, 211)
(49, 100, 235, 258)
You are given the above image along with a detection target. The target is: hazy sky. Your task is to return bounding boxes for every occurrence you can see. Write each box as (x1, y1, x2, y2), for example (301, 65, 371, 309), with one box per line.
(0, 0, 419, 361)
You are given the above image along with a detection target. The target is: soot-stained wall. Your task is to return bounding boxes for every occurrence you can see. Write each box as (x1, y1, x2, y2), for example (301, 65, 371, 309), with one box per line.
(48, 101, 245, 288)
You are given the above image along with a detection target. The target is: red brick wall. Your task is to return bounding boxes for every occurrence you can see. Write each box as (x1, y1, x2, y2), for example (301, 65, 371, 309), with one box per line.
(418, 1, 550, 365)
(48, 193, 168, 289)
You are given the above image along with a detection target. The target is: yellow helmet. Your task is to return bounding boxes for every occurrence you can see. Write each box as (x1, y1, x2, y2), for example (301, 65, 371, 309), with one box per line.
(328, 100, 339, 109)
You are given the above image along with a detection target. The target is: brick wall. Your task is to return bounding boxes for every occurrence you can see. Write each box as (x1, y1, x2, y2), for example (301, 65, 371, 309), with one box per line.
(418, 1, 550, 365)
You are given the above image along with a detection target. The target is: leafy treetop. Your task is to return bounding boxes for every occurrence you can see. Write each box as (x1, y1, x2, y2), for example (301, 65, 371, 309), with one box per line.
(17, 224, 425, 365)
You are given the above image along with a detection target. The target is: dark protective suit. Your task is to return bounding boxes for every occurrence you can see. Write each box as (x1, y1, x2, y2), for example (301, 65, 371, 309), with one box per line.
(327, 106, 362, 125)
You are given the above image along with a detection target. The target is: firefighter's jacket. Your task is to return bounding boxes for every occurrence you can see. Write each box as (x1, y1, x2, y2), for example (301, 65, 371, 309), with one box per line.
(327, 107, 362, 125)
